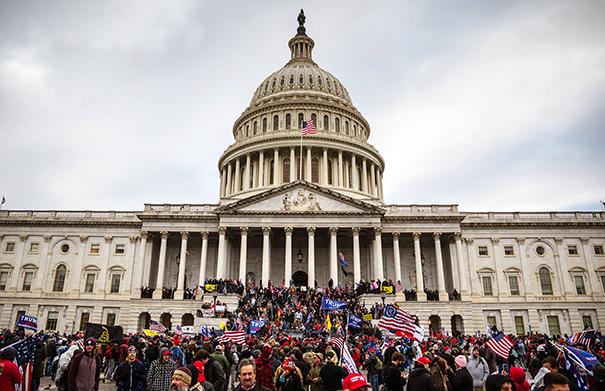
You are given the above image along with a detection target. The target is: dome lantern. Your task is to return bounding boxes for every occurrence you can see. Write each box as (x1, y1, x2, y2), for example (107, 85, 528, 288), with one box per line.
(288, 9, 315, 64)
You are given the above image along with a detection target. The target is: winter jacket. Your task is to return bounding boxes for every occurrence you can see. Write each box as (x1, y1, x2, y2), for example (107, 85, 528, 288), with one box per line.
(205, 357, 227, 391)
(319, 362, 348, 391)
(384, 364, 407, 391)
(467, 355, 489, 387)
(55, 345, 79, 385)
(113, 359, 147, 391)
(447, 367, 473, 391)
(275, 369, 304, 391)
(67, 351, 102, 391)
(406, 365, 435, 391)
(146, 357, 177, 391)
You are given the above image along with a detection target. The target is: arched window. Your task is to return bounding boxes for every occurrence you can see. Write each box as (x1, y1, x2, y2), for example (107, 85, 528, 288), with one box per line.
(539, 267, 553, 295)
(285, 113, 291, 129)
(262, 118, 268, 132)
(353, 124, 357, 137)
(345, 120, 349, 135)
(311, 158, 319, 183)
(311, 113, 317, 127)
(253, 121, 258, 135)
(53, 265, 67, 292)
(327, 159, 333, 185)
(335, 117, 340, 132)
(323, 115, 329, 130)
(283, 158, 291, 182)
(246, 125, 250, 137)
(298, 113, 304, 129)
(273, 115, 279, 131)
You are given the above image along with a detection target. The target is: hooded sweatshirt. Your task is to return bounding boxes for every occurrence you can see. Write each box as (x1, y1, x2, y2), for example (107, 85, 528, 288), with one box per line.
(55, 345, 79, 382)
(509, 367, 530, 391)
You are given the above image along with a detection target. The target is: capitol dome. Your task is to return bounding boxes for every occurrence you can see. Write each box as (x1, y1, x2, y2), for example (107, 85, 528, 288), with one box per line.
(218, 10, 385, 204)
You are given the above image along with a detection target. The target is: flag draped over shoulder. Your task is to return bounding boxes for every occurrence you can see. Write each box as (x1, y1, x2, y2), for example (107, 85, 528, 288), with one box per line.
(84, 323, 123, 344)
(485, 327, 514, 359)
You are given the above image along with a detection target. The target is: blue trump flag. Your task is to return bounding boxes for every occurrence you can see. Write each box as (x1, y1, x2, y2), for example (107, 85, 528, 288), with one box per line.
(321, 297, 348, 311)
(348, 314, 363, 329)
(250, 320, 265, 335)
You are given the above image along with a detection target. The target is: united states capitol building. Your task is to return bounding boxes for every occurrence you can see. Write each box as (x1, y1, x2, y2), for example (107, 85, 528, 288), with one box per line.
(1, 13, 604, 337)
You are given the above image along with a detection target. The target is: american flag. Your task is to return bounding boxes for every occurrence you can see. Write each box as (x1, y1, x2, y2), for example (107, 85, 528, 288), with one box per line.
(301, 119, 316, 135)
(218, 330, 246, 345)
(377, 305, 423, 341)
(485, 327, 514, 360)
(150, 320, 167, 333)
(569, 329, 594, 347)
(14, 336, 35, 391)
(328, 337, 360, 374)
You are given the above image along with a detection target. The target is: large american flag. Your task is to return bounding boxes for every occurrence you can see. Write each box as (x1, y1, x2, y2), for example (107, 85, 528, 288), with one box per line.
(569, 329, 595, 347)
(485, 327, 514, 359)
(150, 320, 167, 333)
(377, 305, 423, 341)
(218, 330, 246, 345)
(301, 119, 316, 135)
(328, 337, 360, 374)
(13, 336, 35, 391)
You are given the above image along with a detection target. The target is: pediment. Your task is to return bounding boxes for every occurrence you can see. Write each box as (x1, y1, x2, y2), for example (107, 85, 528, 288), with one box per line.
(216, 181, 383, 215)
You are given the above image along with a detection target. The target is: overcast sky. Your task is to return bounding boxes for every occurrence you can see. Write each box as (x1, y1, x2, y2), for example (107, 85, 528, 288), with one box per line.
(1, 1, 604, 212)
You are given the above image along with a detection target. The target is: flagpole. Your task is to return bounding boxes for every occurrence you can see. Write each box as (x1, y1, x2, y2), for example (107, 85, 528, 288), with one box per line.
(299, 123, 303, 181)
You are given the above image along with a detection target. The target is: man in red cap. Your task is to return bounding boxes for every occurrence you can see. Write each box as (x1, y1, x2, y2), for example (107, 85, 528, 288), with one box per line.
(342, 373, 372, 391)
(406, 356, 435, 391)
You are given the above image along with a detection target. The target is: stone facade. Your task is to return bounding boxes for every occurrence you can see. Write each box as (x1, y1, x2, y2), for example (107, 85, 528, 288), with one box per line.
(1, 17, 604, 336)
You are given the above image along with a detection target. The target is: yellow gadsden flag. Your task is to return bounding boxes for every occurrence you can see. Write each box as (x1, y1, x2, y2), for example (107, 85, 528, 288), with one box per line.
(326, 315, 332, 331)
(142, 329, 158, 337)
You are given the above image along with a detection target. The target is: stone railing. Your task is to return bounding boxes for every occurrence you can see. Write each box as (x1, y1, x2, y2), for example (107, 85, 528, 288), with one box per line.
(385, 204, 459, 214)
(0, 210, 139, 221)
(143, 204, 218, 214)
(464, 211, 605, 222)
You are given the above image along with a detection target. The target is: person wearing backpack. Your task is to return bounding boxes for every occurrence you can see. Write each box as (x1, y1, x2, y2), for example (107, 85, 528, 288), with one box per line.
(467, 347, 489, 391)
(363, 349, 382, 391)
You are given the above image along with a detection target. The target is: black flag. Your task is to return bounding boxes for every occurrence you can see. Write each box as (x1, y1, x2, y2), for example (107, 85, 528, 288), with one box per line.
(85, 322, 123, 344)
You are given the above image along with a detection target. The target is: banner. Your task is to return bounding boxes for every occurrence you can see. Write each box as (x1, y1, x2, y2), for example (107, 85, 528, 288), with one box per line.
(362, 313, 373, 321)
(250, 320, 265, 335)
(321, 297, 348, 311)
(215, 305, 226, 315)
(381, 285, 394, 294)
(84, 323, 123, 344)
(17, 314, 38, 330)
(204, 283, 218, 293)
(200, 326, 208, 337)
(348, 314, 363, 330)
(202, 308, 215, 318)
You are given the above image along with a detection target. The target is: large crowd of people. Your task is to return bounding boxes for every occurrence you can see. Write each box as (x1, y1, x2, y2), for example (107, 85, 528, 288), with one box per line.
(1, 280, 604, 391)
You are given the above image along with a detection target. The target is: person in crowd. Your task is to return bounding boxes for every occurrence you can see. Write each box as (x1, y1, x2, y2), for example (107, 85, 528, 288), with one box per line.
(429, 355, 449, 391)
(319, 351, 348, 391)
(256, 344, 276, 391)
(0, 347, 22, 390)
(172, 366, 194, 391)
(212, 345, 231, 382)
(343, 373, 372, 391)
(147, 347, 178, 391)
(383, 352, 407, 391)
(467, 346, 490, 391)
(363, 348, 382, 391)
(509, 366, 529, 391)
(114, 345, 147, 391)
(55, 343, 81, 391)
(406, 356, 435, 391)
(32, 339, 47, 391)
(540, 372, 569, 391)
(200, 349, 227, 391)
(498, 379, 516, 391)
(530, 357, 559, 390)
(274, 357, 303, 391)
(590, 363, 605, 391)
(306, 352, 324, 391)
(235, 358, 271, 391)
(447, 355, 473, 391)
(104, 342, 118, 383)
(67, 337, 102, 391)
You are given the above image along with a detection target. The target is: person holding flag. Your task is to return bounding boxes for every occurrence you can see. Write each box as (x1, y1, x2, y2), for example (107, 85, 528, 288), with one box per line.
(0, 346, 22, 390)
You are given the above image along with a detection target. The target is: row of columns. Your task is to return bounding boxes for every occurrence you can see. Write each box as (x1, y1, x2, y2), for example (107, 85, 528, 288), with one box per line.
(219, 147, 384, 199)
(148, 228, 467, 301)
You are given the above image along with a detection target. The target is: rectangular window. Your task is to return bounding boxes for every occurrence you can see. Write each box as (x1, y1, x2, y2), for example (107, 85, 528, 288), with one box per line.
(22, 271, 34, 291)
(514, 316, 526, 335)
(5, 242, 15, 252)
(84, 273, 95, 293)
(107, 313, 116, 326)
(114, 244, 125, 255)
(582, 315, 593, 329)
(601, 275, 605, 293)
(482, 276, 493, 296)
(478, 246, 489, 256)
(0, 271, 8, 290)
(110, 274, 121, 293)
(486, 316, 497, 328)
(574, 275, 586, 295)
(568, 245, 578, 256)
(90, 244, 100, 255)
(504, 246, 514, 256)
(29, 242, 39, 253)
(79, 312, 90, 331)
(547, 315, 561, 336)
(508, 275, 520, 296)
(594, 245, 604, 255)
(46, 311, 59, 331)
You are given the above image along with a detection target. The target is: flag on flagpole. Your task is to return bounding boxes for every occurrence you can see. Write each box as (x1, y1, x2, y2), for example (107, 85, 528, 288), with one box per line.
(338, 252, 349, 268)
(149, 320, 167, 333)
(569, 329, 595, 347)
(485, 327, 514, 360)
(560, 345, 598, 391)
(217, 330, 246, 345)
(1, 195, 5, 205)
(301, 119, 316, 135)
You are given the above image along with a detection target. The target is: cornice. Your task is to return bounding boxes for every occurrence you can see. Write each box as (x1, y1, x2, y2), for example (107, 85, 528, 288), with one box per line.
(383, 215, 465, 223)
(461, 221, 605, 229)
(136, 214, 219, 222)
(0, 219, 141, 228)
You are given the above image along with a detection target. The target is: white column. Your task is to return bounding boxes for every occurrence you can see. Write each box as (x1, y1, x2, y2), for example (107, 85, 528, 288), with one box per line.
(361, 159, 368, 193)
(517, 238, 534, 298)
(284, 227, 293, 286)
(370, 163, 377, 196)
(258, 150, 264, 187)
(33, 235, 52, 293)
(273, 148, 279, 185)
(392, 232, 402, 284)
(244, 154, 251, 190)
(491, 237, 507, 297)
(344, 162, 350, 188)
(234, 158, 241, 193)
(377, 171, 384, 200)
(261, 227, 271, 287)
(351, 154, 358, 190)
(352, 228, 361, 284)
(153, 231, 168, 299)
(252, 162, 258, 188)
(216, 227, 227, 279)
(330, 227, 338, 286)
(8, 234, 27, 291)
(554, 238, 573, 296)
(337, 151, 343, 187)
(290, 147, 296, 182)
(580, 237, 602, 298)
(434, 232, 447, 301)
(239, 227, 248, 283)
(132, 231, 148, 296)
(306, 147, 312, 181)
(322, 148, 328, 185)
(220, 169, 226, 197)
(198, 232, 209, 293)
(175, 231, 189, 299)
(307, 227, 315, 288)
(374, 227, 384, 280)
(413, 232, 426, 301)
(454, 232, 468, 294)
(226, 163, 233, 195)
